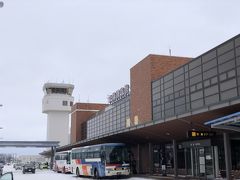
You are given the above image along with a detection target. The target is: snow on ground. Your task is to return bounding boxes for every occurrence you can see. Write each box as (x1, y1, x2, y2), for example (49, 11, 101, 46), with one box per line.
(2, 165, 154, 180)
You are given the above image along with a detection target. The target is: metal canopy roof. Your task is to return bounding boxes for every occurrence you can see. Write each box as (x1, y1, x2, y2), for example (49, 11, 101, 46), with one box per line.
(204, 112, 240, 132)
(0, 141, 59, 148)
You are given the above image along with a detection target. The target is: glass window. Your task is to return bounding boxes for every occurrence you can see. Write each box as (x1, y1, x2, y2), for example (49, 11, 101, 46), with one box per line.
(164, 80, 173, 89)
(190, 85, 196, 92)
(165, 87, 173, 95)
(221, 88, 238, 100)
(180, 90, 185, 96)
(153, 93, 160, 100)
(205, 94, 219, 105)
(175, 96, 185, 106)
(196, 83, 203, 90)
(218, 59, 235, 73)
(152, 86, 160, 94)
(175, 82, 184, 91)
(228, 70, 236, 78)
(62, 101, 68, 106)
(204, 85, 219, 96)
(190, 74, 202, 85)
(191, 90, 203, 101)
(202, 58, 217, 72)
(164, 73, 173, 82)
(235, 36, 240, 47)
(203, 67, 217, 80)
(191, 99, 203, 109)
(220, 73, 227, 81)
(189, 66, 202, 77)
(236, 57, 240, 66)
(211, 76, 218, 85)
(220, 79, 237, 92)
(217, 41, 234, 56)
(236, 46, 240, 57)
(165, 108, 174, 117)
(202, 50, 216, 63)
(218, 50, 235, 64)
(175, 105, 185, 115)
(174, 92, 180, 98)
(153, 112, 161, 120)
(174, 67, 184, 77)
(189, 58, 201, 70)
(174, 74, 184, 84)
(185, 79, 189, 87)
(165, 101, 174, 109)
(152, 80, 160, 88)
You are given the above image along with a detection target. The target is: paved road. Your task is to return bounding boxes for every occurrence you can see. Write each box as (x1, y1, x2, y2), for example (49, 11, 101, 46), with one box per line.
(3, 165, 156, 180)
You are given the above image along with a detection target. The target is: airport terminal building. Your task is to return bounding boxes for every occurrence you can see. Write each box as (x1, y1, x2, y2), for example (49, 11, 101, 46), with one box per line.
(60, 34, 240, 179)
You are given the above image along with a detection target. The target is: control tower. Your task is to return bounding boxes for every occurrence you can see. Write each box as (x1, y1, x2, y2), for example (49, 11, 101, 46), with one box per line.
(42, 83, 74, 146)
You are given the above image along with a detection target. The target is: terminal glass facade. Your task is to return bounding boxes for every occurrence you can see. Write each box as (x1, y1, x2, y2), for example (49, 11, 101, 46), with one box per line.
(152, 35, 240, 120)
(87, 96, 130, 139)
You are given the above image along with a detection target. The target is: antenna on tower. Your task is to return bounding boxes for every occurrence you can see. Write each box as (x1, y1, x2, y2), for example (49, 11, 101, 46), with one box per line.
(169, 48, 172, 56)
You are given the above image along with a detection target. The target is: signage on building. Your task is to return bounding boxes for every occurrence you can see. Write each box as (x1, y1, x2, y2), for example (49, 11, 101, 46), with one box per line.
(108, 84, 130, 104)
(187, 131, 216, 138)
(180, 139, 211, 148)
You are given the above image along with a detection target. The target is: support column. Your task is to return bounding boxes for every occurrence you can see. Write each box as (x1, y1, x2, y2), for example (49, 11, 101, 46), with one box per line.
(137, 144, 140, 174)
(173, 139, 178, 178)
(149, 143, 153, 174)
(214, 146, 219, 178)
(223, 132, 232, 180)
(50, 146, 56, 170)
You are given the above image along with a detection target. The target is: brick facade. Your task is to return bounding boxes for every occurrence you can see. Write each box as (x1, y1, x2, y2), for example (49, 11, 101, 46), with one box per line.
(70, 103, 107, 143)
(130, 55, 191, 125)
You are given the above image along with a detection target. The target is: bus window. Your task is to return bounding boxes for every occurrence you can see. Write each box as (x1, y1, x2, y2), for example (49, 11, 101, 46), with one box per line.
(93, 152, 100, 158)
(87, 152, 94, 158)
(82, 152, 87, 159)
(106, 146, 129, 164)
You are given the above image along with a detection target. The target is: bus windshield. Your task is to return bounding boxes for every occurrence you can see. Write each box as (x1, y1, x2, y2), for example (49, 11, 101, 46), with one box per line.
(105, 146, 129, 164)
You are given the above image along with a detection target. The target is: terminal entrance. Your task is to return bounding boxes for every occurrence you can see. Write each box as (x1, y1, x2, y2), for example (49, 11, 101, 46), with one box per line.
(152, 140, 216, 178)
(180, 140, 216, 179)
(187, 146, 214, 178)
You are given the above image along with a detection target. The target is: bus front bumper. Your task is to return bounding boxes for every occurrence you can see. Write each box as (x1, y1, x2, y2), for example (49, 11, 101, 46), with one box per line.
(105, 169, 130, 176)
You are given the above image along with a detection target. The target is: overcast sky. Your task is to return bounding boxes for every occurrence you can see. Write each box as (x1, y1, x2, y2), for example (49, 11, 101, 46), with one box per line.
(0, 0, 239, 155)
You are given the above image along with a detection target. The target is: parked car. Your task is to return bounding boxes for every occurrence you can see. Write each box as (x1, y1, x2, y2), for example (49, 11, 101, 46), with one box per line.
(14, 163, 23, 170)
(22, 163, 35, 174)
(40, 162, 49, 169)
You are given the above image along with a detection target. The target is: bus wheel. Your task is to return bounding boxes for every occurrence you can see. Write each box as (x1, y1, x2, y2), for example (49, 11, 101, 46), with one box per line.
(76, 168, 80, 177)
(94, 169, 99, 179)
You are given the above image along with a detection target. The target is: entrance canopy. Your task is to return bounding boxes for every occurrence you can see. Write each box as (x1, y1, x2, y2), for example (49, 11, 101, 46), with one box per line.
(204, 112, 240, 132)
(0, 141, 59, 148)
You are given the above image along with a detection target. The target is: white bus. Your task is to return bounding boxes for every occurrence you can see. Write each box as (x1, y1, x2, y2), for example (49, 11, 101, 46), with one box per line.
(54, 151, 71, 174)
(71, 143, 130, 178)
